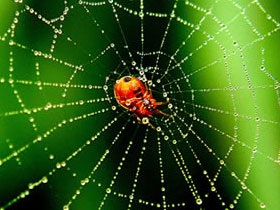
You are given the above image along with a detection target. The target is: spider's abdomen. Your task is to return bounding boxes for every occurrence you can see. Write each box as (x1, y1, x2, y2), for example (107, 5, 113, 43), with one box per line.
(114, 76, 146, 103)
(114, 76, 167, 122)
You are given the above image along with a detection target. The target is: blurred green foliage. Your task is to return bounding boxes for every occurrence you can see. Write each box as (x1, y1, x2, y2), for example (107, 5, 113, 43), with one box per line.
(0, 0, 280, 210)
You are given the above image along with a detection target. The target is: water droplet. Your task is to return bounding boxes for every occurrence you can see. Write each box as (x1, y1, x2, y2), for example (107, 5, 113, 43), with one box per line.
(266, 14, 272, 20)
(42, 176, 48, 183)
(56, 162, 61, 168)
(142, 117, 149, 124)
(260, 203, 266, 208)
(125, 101, 131, 106)
(20, 192, 25, 198)
(9, 40, 14, 46)
(196, 198, 202, 205)
(241, 184, 247, 190)
(28, 183, 34, 189)
(61, 161, 66, 167)
(139, 11, 144, 18)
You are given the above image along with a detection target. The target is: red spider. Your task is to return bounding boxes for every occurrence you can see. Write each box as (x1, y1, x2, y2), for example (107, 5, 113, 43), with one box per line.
(114, 76, 169, 129)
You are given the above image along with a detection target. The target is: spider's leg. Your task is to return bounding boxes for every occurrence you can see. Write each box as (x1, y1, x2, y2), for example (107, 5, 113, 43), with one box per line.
(117, 98, 138, 111)
(155, 110, 170, 118)
(156, 101, 168, 106)
(156, 98, 169, 106)
(134, 112, 155, 130)
(148, 122, 156, 130)
(145, 82, 152, 96)
(117, 100, 131, 111)
(133, 113, 142, 122)
(127, 97, 138, 103)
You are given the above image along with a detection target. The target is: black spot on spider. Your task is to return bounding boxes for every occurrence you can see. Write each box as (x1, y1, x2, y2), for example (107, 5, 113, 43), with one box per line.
(133, 87, 141, 94)
(124, 77, 131, 82)
(136, 92, 143, 98)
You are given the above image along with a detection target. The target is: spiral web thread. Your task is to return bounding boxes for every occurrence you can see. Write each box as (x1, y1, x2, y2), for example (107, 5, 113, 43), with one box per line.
(0, 0, 280, 209)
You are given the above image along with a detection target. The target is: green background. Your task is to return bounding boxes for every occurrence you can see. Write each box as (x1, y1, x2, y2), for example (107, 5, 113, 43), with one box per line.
(0, 0, 279, 209)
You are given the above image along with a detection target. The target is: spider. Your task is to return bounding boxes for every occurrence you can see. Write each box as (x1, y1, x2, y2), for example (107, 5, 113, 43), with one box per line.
(114, 76, 169, 129)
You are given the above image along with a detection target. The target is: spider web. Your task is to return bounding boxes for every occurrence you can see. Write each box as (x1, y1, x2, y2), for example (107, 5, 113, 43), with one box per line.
(0, 0, 280, 209)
